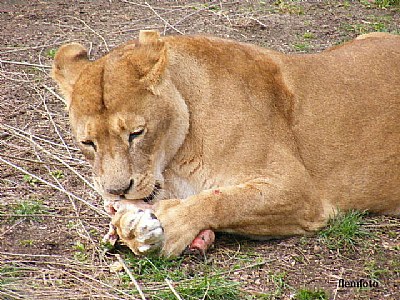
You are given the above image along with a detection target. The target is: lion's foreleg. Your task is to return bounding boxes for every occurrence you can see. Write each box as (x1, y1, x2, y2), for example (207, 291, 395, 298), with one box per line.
(155, 170, 332, 257)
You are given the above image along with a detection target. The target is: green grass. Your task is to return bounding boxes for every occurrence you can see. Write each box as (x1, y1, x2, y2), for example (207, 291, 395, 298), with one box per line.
(23, 174, 38, 186)
(256, 271, 292, 299)
(119, 253, 245, 299)
(50, 170, 64, 179)
(19, 239, 35, 247)
(343, 22, 388, 34)
(73, 241, 88, 262)
(270, 272, 290, 297)
(364, 260, 390, 280)
(155, 276, 241, 300)
(294, 288, 328, 300)
(318, 210, 370, 250)
(374, 0, 400, 8)
(0, 265, 22, 286)
(293, 33, 314, 52)
(122, 254, 186, 282)
(293, 42, 311, 52)
(343, 0, 351, 8)
(274, 0, 304, 15)
(45, 48, 57, 59)
(334, 37, 351, 46)
(303, 32, 315, 39)
(391, 257, 400, 275)
(11, 200, 48, 221)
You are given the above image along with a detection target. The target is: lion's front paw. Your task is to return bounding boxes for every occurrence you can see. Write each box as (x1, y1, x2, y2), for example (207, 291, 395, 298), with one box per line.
(112, 209, 164, 255)
(154, 201, 206, 258)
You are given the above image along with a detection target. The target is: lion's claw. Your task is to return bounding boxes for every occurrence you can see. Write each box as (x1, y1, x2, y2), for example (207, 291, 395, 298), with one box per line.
(102, 223, 118, 246)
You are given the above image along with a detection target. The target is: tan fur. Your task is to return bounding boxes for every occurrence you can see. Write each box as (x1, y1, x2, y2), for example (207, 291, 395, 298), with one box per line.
(52, 31, 400, 257)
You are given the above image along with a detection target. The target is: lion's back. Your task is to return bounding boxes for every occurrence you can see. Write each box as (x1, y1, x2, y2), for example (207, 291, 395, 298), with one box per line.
(283, 33, 400, 214)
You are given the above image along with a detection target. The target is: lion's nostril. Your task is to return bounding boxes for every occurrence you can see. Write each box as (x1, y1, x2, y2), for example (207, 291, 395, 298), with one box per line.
(107, 179, 134, 196)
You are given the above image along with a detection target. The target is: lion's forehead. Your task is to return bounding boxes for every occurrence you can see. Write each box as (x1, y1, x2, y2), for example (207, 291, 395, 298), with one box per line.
(71, 53, 147, 116)
(71, 110, 146, 138)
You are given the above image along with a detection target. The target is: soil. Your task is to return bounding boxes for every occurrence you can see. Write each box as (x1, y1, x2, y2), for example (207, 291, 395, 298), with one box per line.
(0, 1, 399, 299)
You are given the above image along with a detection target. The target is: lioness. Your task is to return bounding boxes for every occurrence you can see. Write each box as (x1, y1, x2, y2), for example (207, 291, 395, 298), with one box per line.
(52, 31, 400, 257)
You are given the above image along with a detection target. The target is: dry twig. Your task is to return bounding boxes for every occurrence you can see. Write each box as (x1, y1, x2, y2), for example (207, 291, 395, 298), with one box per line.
(32, 144, 96, 246)
(120, 0, 172, 11)
(165, 278, 183, 300)
(1, 213, 106, 220)
(0, 69, 32, 83)
(115, 254, 147, 300)
(41, 83, 67, 106)
(0, 41, 69, 54)
(68, 16, 110, 52)
(144, 1, 183, 35)
(1, 123, 79, 153)
(0, 156, 107, 217)
(0, 58, 50, 69)
(0, 153, 63, 167)
(34, 86, 72, 157)
(66, 269, 131, 300)
(0, 123, 94, 190)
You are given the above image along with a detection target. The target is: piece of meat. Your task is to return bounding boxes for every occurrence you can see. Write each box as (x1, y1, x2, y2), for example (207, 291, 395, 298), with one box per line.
(113, 199, 153, 212)
(104, 199, 153, 216)
(188, 229, 215, 254)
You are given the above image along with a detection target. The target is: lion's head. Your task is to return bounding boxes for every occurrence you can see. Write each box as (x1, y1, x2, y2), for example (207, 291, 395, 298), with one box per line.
(52, 31, 189, 209)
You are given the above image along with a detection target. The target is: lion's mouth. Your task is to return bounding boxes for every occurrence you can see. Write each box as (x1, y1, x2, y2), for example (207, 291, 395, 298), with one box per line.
(142, 182, 161, 203)
(118, 182, 161, 203)
(105, 182, 162, 216)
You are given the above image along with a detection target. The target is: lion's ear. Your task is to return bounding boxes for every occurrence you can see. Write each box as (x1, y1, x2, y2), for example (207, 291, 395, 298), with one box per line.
(128, 30, 167, 93)
(51, 43, 89, 108)
(139, 30, 161, 44)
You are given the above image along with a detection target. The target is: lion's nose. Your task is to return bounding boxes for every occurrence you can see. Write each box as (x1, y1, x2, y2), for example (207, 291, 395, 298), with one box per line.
(107, 179, 134, 195)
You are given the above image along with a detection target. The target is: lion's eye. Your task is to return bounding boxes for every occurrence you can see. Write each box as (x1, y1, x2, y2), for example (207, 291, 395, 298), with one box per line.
(81, 140, 97, 151)
(129, 128, 145, 143)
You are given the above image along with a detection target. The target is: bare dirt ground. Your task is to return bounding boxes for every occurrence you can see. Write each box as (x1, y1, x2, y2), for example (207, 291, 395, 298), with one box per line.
(0, 1, 399, 299)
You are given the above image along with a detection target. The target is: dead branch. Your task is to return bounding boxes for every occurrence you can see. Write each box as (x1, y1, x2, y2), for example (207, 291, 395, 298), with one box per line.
(41, 83, 67, 106)
(0, 123, 95, 190)
(120, 0, 173, 11)
(0, 153, 64, 167)
(115, 254, 147, 300)
(68, 268, 135, 299)
(144, 1, 183, 35)
(34, 86, 72, 157)
(165, 278, 183, 300)
(68, 16, 110, 52)
(0, 70, 32, 83)
(0, 58, 50, 69)
(1, 123, 79, 153)
(0, 41, 70, 54)
(32, 145, 95, 246)
(0, 213, 106, 219)
(0, 156, 107, 217)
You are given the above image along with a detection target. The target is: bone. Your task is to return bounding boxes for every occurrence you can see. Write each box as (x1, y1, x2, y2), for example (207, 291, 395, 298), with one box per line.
(113, 199, 153, 212)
